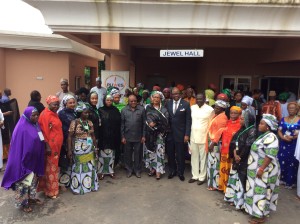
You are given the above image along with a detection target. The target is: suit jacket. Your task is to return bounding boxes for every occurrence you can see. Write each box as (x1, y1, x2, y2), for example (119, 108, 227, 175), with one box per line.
(167, 99, 191, 142)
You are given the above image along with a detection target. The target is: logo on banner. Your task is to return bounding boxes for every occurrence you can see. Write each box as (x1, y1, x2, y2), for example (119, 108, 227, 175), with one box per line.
(105, 75, 126, 91)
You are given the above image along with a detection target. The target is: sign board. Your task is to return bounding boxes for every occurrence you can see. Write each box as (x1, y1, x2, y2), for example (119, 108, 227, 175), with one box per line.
(160, 49, 204, 57)
(101, 70, 129, 97)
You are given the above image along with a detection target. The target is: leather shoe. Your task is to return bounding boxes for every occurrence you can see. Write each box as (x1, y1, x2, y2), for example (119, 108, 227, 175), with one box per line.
(127, 172, 132, 178)
(168, 173, 176, 179)
(188, 179, 197, 183)
(135, 172, 141, 178)
(197, 180, 205, 185)
(179, 175, 185, 181)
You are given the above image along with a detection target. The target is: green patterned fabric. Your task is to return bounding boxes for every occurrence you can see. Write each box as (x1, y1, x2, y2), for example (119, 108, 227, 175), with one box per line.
(244, 132, 280, 218)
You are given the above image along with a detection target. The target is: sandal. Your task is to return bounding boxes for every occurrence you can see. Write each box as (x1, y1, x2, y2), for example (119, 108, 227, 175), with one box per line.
(110, 174, 116, 179)
(207, 187, 217, 191)
(29, 199, 43, 205)
(98, 174, 104, 180)
(148, 170, 156, 177)
(47, 195, 59, 199)
(248, 218, 265, 224)
(23, 205, 33, 213)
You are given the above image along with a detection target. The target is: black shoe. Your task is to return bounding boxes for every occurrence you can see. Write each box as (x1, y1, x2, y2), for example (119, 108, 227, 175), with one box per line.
(188, 178, 197, 183)
(197, 180, 205, 185)
(179, 175, 185, 181)
(127, 172, 132, 178)
(135, 172, 141, 178)
(168, 173, 176, 179)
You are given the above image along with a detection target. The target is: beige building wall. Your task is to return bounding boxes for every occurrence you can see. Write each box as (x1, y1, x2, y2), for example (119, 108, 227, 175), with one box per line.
(133, 47, 300, 93)
(0, 48, 6, 91)
(69, 53, 99, 90)
(5, 49, 69, 111)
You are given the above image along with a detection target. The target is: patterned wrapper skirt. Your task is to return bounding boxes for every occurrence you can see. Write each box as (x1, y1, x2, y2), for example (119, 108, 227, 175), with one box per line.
(218, 153, 232, 192)
(207, 141, 221, 189)
(70, 138, 99, 195)
(98, 149, 115, 174)
(14, 175, 38, 208)
(144, 134, 165, 174)
(38, 160, 59, 197)
(224, 166, 245, 210)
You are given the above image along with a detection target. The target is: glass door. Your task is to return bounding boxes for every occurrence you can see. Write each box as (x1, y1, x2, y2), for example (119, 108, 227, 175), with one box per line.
(221, 76, 251, 92)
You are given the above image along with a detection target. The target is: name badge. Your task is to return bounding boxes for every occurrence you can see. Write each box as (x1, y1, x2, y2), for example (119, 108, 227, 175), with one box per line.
(87, 137, 93, 146)
(235, 142, 239, 151)
(285, 131, 291, 136)
(38, 131, 45, 141)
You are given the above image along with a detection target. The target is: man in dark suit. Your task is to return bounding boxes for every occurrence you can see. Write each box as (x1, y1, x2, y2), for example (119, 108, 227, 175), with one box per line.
(166, 87, 192, 181)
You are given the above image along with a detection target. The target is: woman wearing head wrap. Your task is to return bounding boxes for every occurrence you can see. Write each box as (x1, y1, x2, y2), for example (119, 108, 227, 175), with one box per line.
(57, 94, 77, 190)
(1, 107, 45, 212)
(111, 89, 126, 112)
(98, 95, 121, 179)
(152, 85, 161, 91)
(140, 89, 151, 107)
(67, 102, 99, 195)
(241, 95, 256, 119)
(207, 100, 228, 191)
(144, 91, 169, 180)
(87, 91, 101, 142)
(137, 83, 144, 96)
(278, 92, 290, 118)
(244, 114, 280, 224)
(205, 89, 215, 106)
(224, 110, 257, 209)
(221, 88, 232, 101)
(277, 102, 300, 189)
(37, 95, 63, 199)
(219, 106, 242, 193)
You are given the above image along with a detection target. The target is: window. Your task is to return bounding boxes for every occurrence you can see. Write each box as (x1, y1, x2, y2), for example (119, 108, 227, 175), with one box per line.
(221, 76, 251, 92)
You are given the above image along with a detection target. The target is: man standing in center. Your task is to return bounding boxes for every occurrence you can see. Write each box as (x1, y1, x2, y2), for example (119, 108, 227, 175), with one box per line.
(188, 93, 214, 185)
(121, 95, 146, 178)
(166, 87, 191, 181)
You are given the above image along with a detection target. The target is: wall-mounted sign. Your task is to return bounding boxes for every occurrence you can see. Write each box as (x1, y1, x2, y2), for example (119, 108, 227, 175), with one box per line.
(160, 49, 204, 57)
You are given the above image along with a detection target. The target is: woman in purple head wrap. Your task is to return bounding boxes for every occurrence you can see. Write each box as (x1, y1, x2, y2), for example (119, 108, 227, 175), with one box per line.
(1, 106, 45, 212)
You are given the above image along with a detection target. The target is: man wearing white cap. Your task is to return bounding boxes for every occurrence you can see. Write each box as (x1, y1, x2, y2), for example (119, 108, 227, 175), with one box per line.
(56, 78, 75, 102)
(90, 77, 107, 108)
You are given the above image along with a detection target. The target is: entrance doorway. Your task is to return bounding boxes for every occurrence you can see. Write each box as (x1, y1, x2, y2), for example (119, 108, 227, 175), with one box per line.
(260, 77, 300, 100)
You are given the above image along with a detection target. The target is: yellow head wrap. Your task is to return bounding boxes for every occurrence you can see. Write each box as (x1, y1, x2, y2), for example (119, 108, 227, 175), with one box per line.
(230, 106, 242, 114)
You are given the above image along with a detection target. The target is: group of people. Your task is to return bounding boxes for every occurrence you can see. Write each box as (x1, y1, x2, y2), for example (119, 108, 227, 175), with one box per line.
(0, 79, 300, 223)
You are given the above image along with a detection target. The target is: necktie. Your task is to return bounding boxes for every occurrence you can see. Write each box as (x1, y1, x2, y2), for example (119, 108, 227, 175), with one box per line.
(174, 101, 178, 114)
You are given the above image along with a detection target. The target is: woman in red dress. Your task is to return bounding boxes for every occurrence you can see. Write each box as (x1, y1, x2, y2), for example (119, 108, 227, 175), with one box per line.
(218, 106, 241, 193)
(38, 95, 63, 199)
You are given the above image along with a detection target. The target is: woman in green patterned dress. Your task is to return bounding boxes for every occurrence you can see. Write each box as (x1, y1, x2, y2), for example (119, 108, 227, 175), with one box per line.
(244, 114, 280, 224)
(144, 91, 169, 180)
(67, 103, 99, 195)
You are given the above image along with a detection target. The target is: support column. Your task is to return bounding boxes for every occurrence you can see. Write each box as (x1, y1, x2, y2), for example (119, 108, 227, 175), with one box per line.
(0, 48, 6, 90)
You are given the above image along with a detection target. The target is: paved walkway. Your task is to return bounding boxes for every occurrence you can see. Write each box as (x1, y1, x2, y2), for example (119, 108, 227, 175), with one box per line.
(0, 165, 299, 224)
